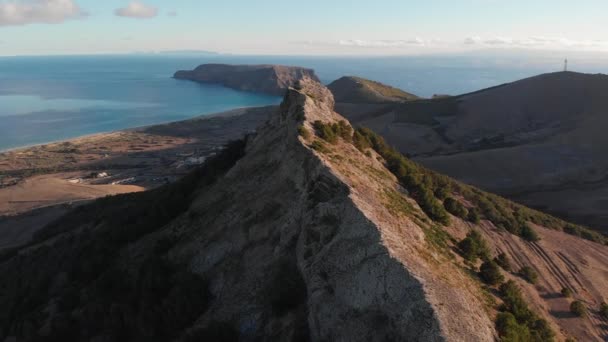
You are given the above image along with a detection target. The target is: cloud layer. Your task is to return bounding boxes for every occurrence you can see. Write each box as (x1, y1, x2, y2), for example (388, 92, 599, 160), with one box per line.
(114, 1, 157, 19)
(464, 36, 608, 49)
(0, 0, 86, 26)
(294, 36, 608, 52)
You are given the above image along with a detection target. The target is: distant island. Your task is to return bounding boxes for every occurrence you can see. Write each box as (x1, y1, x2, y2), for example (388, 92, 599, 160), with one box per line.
(328, 76, 420, 103)
(174, 64, 319, 96)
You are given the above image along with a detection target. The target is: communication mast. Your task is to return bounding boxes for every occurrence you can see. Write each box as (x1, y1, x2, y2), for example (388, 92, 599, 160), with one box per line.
(564, 58, 568, 72)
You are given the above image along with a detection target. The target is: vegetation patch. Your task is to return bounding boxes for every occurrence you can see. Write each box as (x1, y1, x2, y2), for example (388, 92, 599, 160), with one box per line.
(298, 125, 311, 140)
(496, 281, 555, 341)
(313, 120, 353, 144)
(348, 126, 606, 244)
(570, 301, 587, 317)
(443, 197, 468, 220)
(479, 260, 504, 285)
(494, 253, 512, 272)
(457, 230, 490, 263)
(600, 302, 608, 319)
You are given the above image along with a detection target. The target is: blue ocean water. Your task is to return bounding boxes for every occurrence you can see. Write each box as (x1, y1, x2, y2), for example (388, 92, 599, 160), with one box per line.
(1, 54, 606, 151)
(0, 55, 280, 151)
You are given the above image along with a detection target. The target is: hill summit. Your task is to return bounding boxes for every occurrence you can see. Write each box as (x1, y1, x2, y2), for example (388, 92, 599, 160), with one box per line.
(0, 78, 606, 341)
(328, 76, 420, 103)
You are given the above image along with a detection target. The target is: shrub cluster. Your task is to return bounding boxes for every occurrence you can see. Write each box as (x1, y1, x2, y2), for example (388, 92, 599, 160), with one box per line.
(458, 230, 490, 262)
(298, 125, 311, 140)
(479, 260, 505, 285)
(570, 301, 587, 317)
(353, 128, 450, 225)
(600, 302, 608, 319)
(313, 120, 353, 144)
(349, 127, 608, 245)
(561, 287, 573, 298)
(563, 224, 605, 244)
(443, 197, 468, 219)
(494, 253, 512, 272)
(496, 281, 555, 341)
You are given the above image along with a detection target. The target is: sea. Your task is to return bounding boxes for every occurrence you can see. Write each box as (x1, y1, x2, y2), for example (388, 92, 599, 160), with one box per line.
(1, 53, 606, 151)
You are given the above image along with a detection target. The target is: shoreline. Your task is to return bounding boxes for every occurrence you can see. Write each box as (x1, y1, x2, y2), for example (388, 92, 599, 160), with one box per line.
(0, 105, 272, 154)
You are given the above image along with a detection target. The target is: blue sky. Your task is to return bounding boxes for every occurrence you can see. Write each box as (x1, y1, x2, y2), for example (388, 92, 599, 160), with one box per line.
(1, 0, 608, 56)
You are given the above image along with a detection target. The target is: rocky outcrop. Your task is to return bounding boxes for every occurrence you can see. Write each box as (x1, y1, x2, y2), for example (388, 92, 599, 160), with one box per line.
(328, 76, 419, 103)
(174, 64, 320, 96)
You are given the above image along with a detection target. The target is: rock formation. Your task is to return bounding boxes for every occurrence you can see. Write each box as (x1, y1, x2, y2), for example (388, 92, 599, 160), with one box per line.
(174, 64, 320, 96)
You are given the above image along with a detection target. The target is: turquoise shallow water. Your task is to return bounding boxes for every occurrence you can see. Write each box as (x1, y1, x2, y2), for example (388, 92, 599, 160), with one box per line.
(1, 54, 606, 151)
(0, 55, 281, 151)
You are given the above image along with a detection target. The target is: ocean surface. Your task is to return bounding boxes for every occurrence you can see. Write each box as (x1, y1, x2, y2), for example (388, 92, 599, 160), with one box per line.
(1, 54, 606, 151)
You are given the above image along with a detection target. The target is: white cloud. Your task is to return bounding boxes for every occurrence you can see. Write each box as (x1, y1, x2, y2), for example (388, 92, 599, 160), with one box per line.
(464, 36, 608, 50)
(0, 0, 86, 26)
(464, 36, 481, 45)
(114, 1, 157, 19)
(337, 38, 439, 47)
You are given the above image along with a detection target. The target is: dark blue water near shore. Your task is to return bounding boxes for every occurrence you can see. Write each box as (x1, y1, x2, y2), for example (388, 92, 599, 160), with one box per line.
(1, 54, 606, 151)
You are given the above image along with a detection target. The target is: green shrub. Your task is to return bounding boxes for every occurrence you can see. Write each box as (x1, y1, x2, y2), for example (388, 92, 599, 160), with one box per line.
(529, 318, 555, 342)
(444, 197, 468, 219)
(520, 224, 540, 242)
(313, 121, 338, 144)
(570, 301, 587, 317)
(434, 186, 449, 201)
(519, 266, 538, 284)
(479, 261, 504, 285)
(600, 302, 608, 318)
(496, 281, 554, 341)
(561, 287, 573, 298)
(312, 120, 352, 144)
(494, 253, 512, 272)
(352, 128, 450, 224)
(298, 125, 311, 140)
(352, 130, 371, 152)
(496, 312, 532, 341)
(467, 208, 480, 224)
(458, 230, 490, 262)
(564, 224, 581, 237)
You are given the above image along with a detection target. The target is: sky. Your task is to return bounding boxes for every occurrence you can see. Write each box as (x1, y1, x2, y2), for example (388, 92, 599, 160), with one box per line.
(1, 0, 608, 56)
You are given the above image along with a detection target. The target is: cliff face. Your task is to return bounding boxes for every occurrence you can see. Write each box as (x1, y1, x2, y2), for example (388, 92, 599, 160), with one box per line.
(1, 78, 606, 341)
(174, 64, 320, 96)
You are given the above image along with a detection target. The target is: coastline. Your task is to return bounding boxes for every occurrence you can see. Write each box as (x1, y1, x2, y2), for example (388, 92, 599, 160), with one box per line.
(0, 105, 271, 154)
